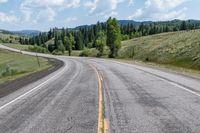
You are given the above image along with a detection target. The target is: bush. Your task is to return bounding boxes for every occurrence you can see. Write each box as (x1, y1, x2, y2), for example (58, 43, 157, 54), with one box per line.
(28, 45, 49, 53)
(80, 48, 91, 57)
(52, 50, 64, 55)
(122, 35, 130, 41)
(0, 65, 18, 78)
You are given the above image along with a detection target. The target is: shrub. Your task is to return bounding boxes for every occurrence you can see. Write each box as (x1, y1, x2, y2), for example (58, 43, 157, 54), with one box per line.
(0, 65, 18, 78)
(52, 50, 64, 55)
(80, 48, 91, 57)
(28, 45, 49, 53)
(122, 35, 130, 41)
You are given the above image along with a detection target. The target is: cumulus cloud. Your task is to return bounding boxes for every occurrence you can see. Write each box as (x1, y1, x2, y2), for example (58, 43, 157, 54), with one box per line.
(37, 8, 56, 22)
(104, 11, 118, 19)
(0, 0, 8, 3)
(128, 0, 188, 21)
(128, 0, 134, 5)
(0, 12, 18, 23)
(65, 17, 77, 24)
(20, 0, 80, 23)
(21, 0, 80, 8)
(85, 0, 132, 19)
(85, 0, 119, 13)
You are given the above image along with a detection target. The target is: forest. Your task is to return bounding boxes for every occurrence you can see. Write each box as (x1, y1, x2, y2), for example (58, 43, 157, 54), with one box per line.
(19, 18, 200, 58)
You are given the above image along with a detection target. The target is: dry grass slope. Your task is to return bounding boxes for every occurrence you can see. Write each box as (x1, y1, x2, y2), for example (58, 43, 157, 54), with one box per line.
(119, 30, 200, 70)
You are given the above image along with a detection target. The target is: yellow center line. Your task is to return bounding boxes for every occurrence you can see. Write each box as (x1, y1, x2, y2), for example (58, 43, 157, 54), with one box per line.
(104, 119, 109, 133)
(89, 64, 108, 133)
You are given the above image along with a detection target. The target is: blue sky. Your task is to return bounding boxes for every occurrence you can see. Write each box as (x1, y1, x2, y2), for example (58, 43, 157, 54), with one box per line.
(0, 0, 199, 31)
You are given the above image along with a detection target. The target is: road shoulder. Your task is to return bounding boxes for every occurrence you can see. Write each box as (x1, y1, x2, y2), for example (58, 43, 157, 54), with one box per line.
(0, 58, 63, 98)
(107, 58, 200, 80)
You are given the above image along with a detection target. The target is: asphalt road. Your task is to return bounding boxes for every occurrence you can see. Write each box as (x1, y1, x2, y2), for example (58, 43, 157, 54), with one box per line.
(1, 44, 200, 133)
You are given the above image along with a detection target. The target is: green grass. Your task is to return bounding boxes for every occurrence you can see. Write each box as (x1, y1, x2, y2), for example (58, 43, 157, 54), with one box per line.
(3, 43, 34, 51)
(0, 49, 52, 84)
(0, 33, 20, 44)
(119, 30, 200, 70)
(64, 50, 82, 56)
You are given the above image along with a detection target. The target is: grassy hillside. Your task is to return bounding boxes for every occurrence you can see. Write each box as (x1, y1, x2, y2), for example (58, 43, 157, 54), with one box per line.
(119, 30, 200, 70)
(0, 49, 51, 84)
(0, 33, 20, 44)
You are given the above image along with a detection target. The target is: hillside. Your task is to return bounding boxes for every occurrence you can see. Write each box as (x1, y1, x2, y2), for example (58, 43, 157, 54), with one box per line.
(11, 30, 41, 36)
(0, 32, 20, 44)
(119, 29, 200, 70)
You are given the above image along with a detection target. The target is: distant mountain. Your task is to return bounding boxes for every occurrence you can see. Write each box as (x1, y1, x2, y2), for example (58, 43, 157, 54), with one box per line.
(0, 29, 13, 34)
(118, 20, 153, 26)
(11, 30, 41, 36)
(0, 29, 41, 36)
(71, 19, 200, 30)
(118, 19, 200, 26)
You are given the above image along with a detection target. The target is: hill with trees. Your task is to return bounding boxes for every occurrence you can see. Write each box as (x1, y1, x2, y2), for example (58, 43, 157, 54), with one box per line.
(18, 19, 200, 57)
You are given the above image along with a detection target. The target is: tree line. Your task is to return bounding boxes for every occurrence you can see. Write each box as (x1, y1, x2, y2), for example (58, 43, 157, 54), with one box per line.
(19, 19, 200, 57)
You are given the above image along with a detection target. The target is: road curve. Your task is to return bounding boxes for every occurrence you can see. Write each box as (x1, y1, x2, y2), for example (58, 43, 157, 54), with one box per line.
(0, 45, 98, 133)
(89, 59, 200, 133)
(1, 44, 200, 133)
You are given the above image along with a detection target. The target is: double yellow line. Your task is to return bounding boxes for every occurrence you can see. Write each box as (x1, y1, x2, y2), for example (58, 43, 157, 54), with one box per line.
(90, 64, 109, 133)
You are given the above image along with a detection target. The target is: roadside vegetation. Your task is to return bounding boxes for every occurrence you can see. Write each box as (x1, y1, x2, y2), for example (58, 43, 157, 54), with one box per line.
(0, 49, 51, 84)
(120, 30, 200, 70)
(3, 44, 49, 54)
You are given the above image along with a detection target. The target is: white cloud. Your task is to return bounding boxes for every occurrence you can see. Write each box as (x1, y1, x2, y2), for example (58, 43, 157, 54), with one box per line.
(21, 9, 32, 22)
(104, 11, 118, 19)
(21, 0, 80, 8)
(85, 0, 122, 13)
(128, 0, 188, 21)
(85, 0, 131, 19)
(37, 8, 56, 22)
(0, 12, 18, 23)
(65, 17, 77, 23)
(128, 0, 134, 5)
(20, 0, 80, 23)
(0, 0, 8, 3)
(152, 8, 187, 20)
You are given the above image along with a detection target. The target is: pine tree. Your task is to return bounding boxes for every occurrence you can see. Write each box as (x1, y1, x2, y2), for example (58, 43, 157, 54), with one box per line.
(96, 31, 106, 57)
(64, 33, 75, 56)
(106, 17, 121, 58)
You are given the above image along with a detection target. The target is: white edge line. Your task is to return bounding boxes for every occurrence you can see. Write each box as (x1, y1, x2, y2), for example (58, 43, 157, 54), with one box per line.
(0, 65, 66, 110)
(167, 80, 200, 97)
(90, 59, 200, 98)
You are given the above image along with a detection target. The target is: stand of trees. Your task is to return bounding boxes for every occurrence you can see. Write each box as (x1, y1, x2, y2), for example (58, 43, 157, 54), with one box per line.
(19, 19, 200, 57)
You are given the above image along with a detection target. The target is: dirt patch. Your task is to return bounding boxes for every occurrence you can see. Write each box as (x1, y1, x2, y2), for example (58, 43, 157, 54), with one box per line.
(0, 58, 64, 98)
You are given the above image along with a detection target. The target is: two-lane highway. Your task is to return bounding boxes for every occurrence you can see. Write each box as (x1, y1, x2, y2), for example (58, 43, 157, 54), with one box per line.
(1, 44, 200, 133)
(89, 59, 200, 133)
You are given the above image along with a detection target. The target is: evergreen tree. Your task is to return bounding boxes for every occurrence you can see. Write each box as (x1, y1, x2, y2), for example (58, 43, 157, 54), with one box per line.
(180, 21, 187, 30)
(106, 17, 121, 58)
(57, 40, 65, 54)
(64, 33, 75, 56)
(75, 31, 84, 50)
(96, 31, 106, 57)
